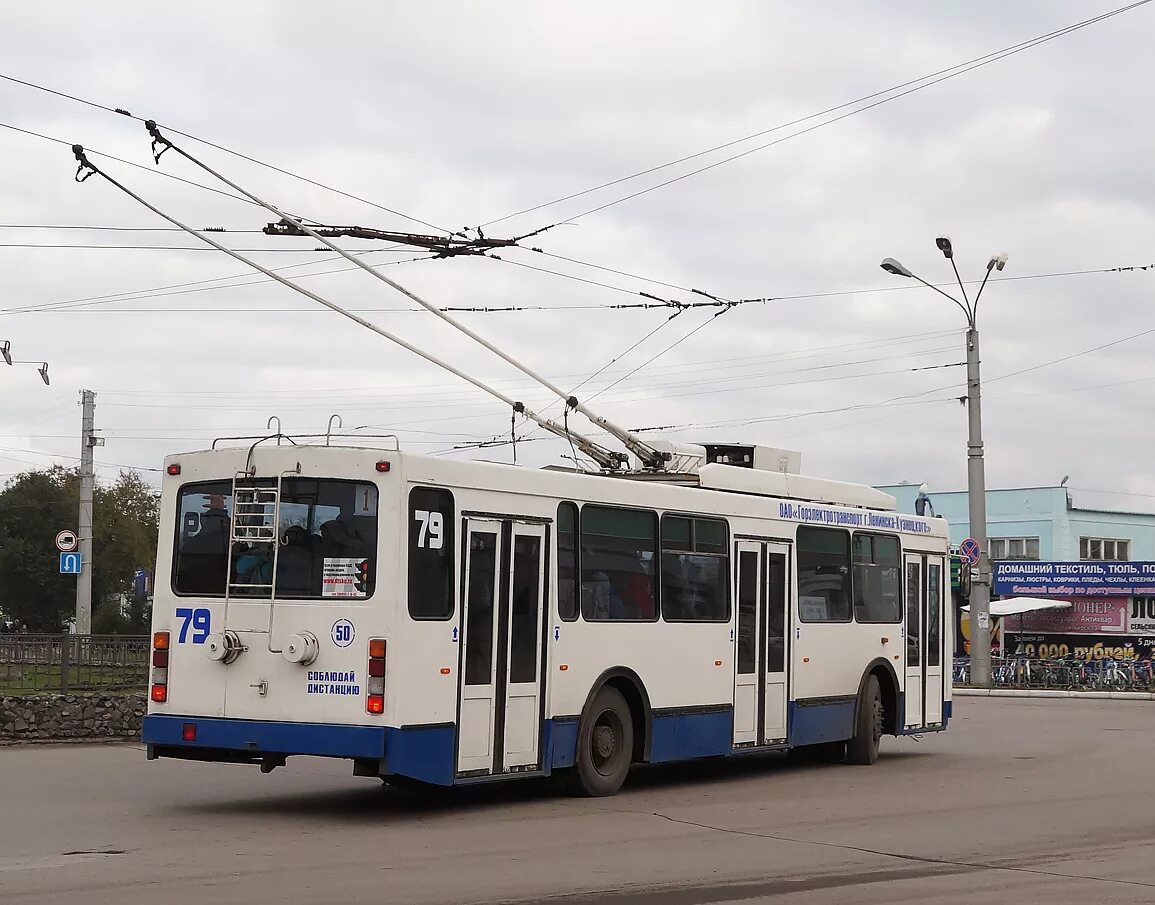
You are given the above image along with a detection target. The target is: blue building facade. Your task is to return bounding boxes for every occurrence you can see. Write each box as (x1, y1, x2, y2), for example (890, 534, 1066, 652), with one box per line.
(875, 484, 1155, 562)
(875, 483, 1155, 660)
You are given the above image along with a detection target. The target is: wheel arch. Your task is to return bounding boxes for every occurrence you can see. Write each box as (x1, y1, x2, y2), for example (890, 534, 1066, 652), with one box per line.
(578, 667, 653, 763)
(857, 658, 900, 736)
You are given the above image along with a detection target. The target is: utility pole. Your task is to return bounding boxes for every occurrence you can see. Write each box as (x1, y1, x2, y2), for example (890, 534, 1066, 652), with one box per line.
(964, 325, 992, 687)
(76, 389, 103, 635)
(880, 241, 1008, 688)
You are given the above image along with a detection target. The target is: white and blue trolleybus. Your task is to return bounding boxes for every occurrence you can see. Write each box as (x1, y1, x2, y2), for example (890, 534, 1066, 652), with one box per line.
(143, 438, 951, 796)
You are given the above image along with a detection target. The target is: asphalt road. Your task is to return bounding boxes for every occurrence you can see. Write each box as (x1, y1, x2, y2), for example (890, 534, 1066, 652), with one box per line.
(1, 697, 1152, 905)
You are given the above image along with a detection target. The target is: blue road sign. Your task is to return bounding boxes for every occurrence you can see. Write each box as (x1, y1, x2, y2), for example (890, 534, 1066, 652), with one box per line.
(960, 538, 981, 565)
(59, 552, 82, 574)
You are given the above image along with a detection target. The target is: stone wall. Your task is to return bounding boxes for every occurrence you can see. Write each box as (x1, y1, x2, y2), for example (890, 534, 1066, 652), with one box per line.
(0, 693, 145, 741)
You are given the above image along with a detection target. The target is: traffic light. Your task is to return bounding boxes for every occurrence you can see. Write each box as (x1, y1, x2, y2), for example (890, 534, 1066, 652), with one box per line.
(950, 554, 971, 599)
(354, 560, 371, 595)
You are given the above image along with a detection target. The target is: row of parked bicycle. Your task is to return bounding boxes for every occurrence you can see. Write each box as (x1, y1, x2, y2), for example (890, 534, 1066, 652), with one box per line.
(953, 657, 1155, 690)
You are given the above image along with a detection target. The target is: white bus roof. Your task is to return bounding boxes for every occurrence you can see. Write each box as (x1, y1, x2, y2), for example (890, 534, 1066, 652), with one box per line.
(163, 442, 942, 538)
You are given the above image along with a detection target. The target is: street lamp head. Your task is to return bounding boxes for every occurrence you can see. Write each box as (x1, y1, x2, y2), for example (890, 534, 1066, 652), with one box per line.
(880, 257, 914, 278)
(935, 236, 954, 259)
(1, 341, 10, 366)
(988, 252, 1009, 272)
(38, 362, 49, 386)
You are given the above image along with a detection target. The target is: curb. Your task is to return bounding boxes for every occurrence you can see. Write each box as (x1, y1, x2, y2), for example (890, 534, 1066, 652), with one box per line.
(955, 688, 1155, 700)
(0, 736, 140, 747)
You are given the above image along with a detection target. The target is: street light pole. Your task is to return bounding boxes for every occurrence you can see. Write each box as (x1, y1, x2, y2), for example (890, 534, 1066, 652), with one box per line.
(964, 324, 992, 688)
(880, 243, 1007, 688)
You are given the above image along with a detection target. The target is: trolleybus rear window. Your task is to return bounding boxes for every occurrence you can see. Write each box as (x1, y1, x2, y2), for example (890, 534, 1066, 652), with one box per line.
(172, 479, 379, 599)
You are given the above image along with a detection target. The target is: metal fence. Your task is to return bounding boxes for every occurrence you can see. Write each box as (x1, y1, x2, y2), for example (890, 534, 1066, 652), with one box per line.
(954, 656, 1155, 692)
(0, 634, 149, 695)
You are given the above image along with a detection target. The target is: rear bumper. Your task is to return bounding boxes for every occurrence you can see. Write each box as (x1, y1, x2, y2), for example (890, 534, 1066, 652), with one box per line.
(142, 714, 457, 785)
(143, 714, 387, 760)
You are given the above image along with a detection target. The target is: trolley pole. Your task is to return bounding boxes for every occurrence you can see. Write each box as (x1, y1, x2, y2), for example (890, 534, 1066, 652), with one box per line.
(880, 241, 1007, 689)
(75, 389, 99, 635)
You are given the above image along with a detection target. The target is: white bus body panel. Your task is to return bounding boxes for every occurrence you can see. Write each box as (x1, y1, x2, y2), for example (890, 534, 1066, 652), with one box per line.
(145, 446, 951, 784)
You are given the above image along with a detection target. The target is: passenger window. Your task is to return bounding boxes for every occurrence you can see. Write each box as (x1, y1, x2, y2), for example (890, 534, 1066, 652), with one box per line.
(927, 561, 942, 667)
(464, 531, 498, 685)
(736, 551, 758, 674)
(906, 560, 922, 663)
(661, 516, 730, 622)
(852, 534, 902, 623)
(766, 552, 787, 673)
(557, 502, 579, 622)
(796, 527, 852, 622)
(580, 506, 658, 622)
(509, 534, 542, 684)
(408, 487, 455, 619)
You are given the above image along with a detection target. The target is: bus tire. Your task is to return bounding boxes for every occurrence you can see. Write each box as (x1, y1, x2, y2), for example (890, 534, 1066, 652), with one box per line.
(846, 674, 882, 765)
(570, 686, 634, 797)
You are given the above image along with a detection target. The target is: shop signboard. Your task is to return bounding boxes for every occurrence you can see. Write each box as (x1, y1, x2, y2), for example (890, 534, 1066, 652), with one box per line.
(1017, 598, 1128, 634)
(993, 561, 1155, 597)
(1006, 633, 1155, 661)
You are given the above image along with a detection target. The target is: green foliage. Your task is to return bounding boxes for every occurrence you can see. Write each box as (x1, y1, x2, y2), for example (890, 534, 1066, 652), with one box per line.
(0, 467, 159, 632)
(92, 597, 130, 634)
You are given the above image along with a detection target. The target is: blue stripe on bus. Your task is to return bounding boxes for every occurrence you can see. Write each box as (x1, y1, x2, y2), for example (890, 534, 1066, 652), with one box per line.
(383, 724, 456, 785)
(545, 718, 579, 770)
(788, 698, 856, 746)
(649, 709, 733, 763)
(142, 714, 387, 759)
(146, 700, 953, 782)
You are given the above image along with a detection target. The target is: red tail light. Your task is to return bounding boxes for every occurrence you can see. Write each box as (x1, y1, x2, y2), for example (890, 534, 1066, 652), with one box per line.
(151, 632, 170, 703)
(367, 639, 386, 713)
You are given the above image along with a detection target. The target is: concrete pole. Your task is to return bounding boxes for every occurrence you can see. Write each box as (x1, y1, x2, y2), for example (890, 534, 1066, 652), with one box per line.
(75, 389, 95, 635)
(965, 328, 992, 687)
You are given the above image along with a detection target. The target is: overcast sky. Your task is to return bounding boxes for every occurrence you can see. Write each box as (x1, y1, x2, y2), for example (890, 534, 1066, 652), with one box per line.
(2, 1, 1154, 511)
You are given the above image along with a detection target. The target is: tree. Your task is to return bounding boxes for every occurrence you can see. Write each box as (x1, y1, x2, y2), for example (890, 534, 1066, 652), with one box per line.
(0, 467, 159, 633)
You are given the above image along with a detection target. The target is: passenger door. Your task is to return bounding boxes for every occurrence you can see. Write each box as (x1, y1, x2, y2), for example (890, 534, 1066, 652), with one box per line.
(923, 557, 945, 725)
(457, 517, 547, 777)
(733, 541, 790, 748)
(904, 553, 925, 729)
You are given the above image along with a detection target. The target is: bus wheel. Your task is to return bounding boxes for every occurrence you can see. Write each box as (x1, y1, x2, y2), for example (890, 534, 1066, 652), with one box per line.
(846, 674, 882, 765)
(571, 686, 634, 797)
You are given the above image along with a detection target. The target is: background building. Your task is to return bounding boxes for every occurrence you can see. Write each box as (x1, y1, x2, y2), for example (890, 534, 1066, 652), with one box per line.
(875, 483, 1155, 661)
